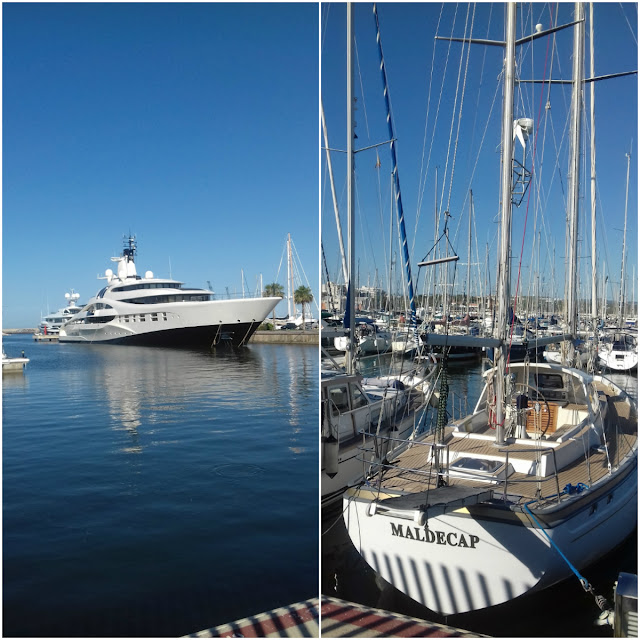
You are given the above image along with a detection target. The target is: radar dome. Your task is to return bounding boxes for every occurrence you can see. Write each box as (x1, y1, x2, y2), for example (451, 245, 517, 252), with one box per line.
(105, 268, 113, 277)
(145, 271, 154, 279)
(65, 293, 70, 299)
(518, 117, 534, 134)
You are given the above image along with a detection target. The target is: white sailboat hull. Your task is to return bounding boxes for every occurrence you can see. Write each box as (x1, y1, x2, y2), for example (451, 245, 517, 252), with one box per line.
(597, 347, 638, 372)
(322, 371, 432, 507)
(334, 333, 392, 354)
(344, 458, 636, 615)
(322, 415, 416, 507)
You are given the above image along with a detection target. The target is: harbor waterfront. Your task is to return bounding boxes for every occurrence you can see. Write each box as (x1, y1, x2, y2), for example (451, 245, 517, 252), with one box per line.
(322, 356, 637, 638)
(3, 334, 318, 637)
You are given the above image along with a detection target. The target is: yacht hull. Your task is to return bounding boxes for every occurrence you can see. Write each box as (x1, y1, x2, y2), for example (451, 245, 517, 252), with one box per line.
(598, 349, 638, 372)
(59, 298, 280, 348)
(344, 458, 636, 615)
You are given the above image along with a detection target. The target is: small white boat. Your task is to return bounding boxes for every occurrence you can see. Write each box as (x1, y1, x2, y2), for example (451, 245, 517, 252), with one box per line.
(543, 343, 590, 366)
(391, 328, 417, 355)
(2, 350, 29, 373)
(598, 331, 638, 372)
(334, 321, 392, 355)
(321, 365, 435, 507)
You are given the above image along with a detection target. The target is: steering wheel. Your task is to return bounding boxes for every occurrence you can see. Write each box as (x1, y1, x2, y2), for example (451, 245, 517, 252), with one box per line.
(511, 383, 552, 437)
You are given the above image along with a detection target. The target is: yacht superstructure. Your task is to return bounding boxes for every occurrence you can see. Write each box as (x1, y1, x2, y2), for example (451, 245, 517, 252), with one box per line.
(37, 291, 83, 335)
(59, 236, 280, 348)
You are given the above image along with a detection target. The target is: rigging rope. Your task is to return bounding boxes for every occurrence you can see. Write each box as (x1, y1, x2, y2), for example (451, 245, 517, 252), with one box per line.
(415, 3, 452, 241)
(507, 7, 554, 370)
(439, 4, 473, 217)
(444, 4, 476, 216)
(523, 500, 613, 620)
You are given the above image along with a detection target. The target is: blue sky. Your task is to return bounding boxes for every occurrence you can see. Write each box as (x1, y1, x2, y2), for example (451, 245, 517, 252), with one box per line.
(321, 3, 637, 315)
(3, 3, 319, 328)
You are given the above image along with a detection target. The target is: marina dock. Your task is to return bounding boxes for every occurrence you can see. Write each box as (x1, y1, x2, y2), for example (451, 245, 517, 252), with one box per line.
(33, 333, 59, 342)
(320, 597, 488, 638)
(186, 598, 319, 637)
(186, 596, 486, 638)
(249, 329, 318, 345)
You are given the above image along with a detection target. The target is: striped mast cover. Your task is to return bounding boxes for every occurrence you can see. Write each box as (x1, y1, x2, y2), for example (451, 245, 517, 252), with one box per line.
(373, 4, 419, 350)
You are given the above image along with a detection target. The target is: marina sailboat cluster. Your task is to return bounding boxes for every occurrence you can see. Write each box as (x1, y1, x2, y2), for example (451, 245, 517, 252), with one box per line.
(321, 1, 637, 629)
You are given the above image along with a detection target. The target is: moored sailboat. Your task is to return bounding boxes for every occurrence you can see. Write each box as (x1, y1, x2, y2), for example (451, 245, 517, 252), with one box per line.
(343, 3, 637, 618)
(321, 3, 435, 507)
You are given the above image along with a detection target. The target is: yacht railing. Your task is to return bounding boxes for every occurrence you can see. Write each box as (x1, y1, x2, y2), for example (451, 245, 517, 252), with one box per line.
(356, 432, 564, 506)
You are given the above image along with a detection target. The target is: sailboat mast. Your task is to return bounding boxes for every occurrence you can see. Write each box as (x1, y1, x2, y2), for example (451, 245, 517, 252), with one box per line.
(565, 2, 584, 349)
(288, 233, 294, 317)
(467, 190, 473, 319)
(618, 151, 631, 326)
(346, 2, 356, 375)
(430, 168, 439, 319)
(493, 2, 517, 446)
(373, 3, 419, 350)
(321, 100, 349, 286)
(589, 2, 598, 322)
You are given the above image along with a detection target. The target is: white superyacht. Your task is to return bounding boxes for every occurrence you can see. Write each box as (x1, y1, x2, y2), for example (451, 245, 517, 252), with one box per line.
(37, 291, 83, 335)
(59, 236, 280, 348)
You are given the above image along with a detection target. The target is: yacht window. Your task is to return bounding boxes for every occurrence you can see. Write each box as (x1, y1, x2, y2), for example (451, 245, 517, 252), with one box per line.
(532, 373, 563, 389)
(151, 313, 158, 321)
(85, 315, 115, 324)
(122, 293, 212, 304)
(112, 282, 182, 293)
(454, 458, 502, 473)
(351, 386, 368, 409)
(329, 386, 350, 415)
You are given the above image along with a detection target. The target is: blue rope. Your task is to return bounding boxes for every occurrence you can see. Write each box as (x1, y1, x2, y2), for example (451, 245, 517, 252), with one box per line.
(373, 4, 419, 351)
(522, 498, 590, 591)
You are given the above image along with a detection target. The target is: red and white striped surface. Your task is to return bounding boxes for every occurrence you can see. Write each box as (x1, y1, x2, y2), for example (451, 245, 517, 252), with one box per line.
(320, 597, 487, 637)
(187, 596, 486, 638)
(187, 598, 319, 638)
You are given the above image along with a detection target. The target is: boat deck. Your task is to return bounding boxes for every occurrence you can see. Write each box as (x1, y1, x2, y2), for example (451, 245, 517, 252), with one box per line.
(374, 381, 637, 505)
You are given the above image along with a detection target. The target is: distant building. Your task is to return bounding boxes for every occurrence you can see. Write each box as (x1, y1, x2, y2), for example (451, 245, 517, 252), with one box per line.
(321, 282, 345, 312)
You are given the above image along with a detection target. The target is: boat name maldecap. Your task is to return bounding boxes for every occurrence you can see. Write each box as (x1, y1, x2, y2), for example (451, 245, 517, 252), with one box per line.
(390, 523, 480, 548)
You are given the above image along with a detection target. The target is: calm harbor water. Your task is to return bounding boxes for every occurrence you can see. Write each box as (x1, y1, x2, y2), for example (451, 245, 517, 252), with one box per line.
(3, 335, 318, 637)
(322, 356, 638, 638)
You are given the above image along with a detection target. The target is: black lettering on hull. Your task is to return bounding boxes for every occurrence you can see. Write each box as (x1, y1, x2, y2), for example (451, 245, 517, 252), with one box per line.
(390, 522, 480, 549)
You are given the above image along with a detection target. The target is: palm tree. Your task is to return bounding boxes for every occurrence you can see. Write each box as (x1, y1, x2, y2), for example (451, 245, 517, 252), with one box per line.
(263, 282, 284, 327)
(294, 285, 313, 328)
